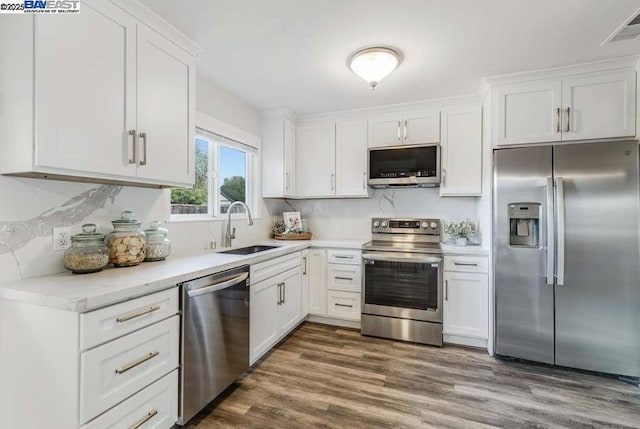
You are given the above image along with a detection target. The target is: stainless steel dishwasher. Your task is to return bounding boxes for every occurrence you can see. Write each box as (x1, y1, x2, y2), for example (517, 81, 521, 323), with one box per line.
(178, 265, 250, 425)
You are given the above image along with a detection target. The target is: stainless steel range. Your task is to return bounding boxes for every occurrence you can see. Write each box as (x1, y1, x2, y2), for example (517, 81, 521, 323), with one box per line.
(361, 218, 443, 346)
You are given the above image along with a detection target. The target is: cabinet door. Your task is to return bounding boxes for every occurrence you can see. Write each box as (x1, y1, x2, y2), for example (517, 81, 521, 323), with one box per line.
(284, 117, 297, 196)
(136, 25, 195, 186)
(402, 109, 440, 144)
(561, 70, 636, 141)
(34, 0, 137, 177)
(494, 80, 562, 146)
(300, 250, 310, 317)
(440, 105, 482, 196)
(249, 277, 279, 364)
(277, 268, 302, 334)
(309, 249, 327, 316)
(443, 272, 488, 339)
(336, 119, 368, 196)
(368, 113, 402, 147)
(296, 122, 336, 197)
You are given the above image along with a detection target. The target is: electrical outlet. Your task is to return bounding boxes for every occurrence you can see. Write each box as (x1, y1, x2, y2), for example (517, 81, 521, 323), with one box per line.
(52, 227, 72, 251)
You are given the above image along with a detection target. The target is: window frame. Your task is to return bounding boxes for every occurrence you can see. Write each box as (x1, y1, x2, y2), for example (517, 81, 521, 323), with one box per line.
(169, 112, 261, 223)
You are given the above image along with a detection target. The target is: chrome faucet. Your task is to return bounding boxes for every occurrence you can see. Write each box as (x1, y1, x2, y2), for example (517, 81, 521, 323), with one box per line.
(224, 201, 254, 247)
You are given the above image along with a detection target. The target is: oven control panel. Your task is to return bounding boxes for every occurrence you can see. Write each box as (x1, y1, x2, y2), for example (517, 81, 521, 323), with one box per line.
(371, 218, 440, 235)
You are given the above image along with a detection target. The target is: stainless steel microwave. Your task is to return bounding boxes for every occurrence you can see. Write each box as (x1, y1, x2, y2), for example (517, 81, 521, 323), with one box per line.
(368, 143, 440, 188)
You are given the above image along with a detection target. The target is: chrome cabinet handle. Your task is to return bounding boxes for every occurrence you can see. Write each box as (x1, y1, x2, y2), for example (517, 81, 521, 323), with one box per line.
(302, 256, 307, 275)
(115, 351, 159, 374)
(403, 120, 407, 140)
(445, 279, 449, 301)
(453, 262, 478, 267)
(130, 409, 158, 429)
(556, 108, 561, 133)
(139, 132, 148, 166)
(362, 172, 367, 190)
(397, 121, 401, 140)
(334, 255, 354, 259)
(277, 283, 281, 305)
(545, 177, 555, 285)
(283, 282, 286, 304)
(128, 129, 137, 164)
(335, 303, 353, 308)
(565, 107, 571, 132)
(335, 276, 354, 281)
(330, 173, 335, 191)
(285, 172, 290, 191)
(116, 305, 161, 323)
(441, 168, 446, 186)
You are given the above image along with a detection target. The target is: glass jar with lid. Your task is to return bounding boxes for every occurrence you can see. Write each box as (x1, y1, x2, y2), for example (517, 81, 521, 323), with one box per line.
(107, 211, 146, 267)
(64, 224, 109, 274)
(144, 221, 171, 262)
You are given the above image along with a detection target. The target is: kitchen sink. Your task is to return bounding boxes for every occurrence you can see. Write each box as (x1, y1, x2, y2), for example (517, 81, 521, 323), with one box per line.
(220, 245, 280, 255)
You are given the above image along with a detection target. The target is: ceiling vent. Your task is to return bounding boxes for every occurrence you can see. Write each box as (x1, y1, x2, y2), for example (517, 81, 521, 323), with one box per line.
(603, 8, 640, 44)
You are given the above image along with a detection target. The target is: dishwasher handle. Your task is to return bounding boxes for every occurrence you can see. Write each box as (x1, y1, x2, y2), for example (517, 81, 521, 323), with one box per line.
(186, 272, 249, 298)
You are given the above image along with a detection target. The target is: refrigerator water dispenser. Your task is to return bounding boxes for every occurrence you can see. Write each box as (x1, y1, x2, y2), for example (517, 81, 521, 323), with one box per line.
(508, 203, 540, 247)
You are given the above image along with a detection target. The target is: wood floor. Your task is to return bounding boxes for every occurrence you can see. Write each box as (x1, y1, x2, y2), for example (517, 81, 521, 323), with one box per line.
(184, 323, 640, 429)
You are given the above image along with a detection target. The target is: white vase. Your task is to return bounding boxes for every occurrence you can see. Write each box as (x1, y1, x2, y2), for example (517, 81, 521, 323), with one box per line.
(456, 238, 468, 246)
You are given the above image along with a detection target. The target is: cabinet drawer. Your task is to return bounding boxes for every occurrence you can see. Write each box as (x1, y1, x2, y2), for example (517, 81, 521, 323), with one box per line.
(327, 291, 361, 321)
(327, 249, 362, 265)
(80, 316, 179, 423)
(80, 287, 178, 351)
(444, 256, 488, 273)
(251, 252, 300, 284)
(327, 264, 362, 293)
(81, 370, 178, 429)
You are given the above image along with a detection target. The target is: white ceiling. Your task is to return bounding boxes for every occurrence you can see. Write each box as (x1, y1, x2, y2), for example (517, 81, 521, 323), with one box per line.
(139, 0, 640, 115)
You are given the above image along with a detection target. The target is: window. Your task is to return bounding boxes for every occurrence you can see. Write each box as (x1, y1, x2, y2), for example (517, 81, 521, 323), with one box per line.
(170, 129, 258, 220)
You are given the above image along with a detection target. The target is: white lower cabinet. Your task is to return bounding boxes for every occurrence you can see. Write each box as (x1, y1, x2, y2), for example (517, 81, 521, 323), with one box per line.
(309, 248, 328, 316)
(82, 370, 178, 429)
(327, 290, 361, 320)
(443, 256, 489, 347)
(250, 254, 303, 365)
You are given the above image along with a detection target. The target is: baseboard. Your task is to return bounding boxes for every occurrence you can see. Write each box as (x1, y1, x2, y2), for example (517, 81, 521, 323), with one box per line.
(307, 315, 361, 329)
(444, 333, 487, 349)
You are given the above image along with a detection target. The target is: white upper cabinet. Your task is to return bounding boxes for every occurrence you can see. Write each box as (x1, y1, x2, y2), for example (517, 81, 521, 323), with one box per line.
(296, 121, 336, 197)
(135, 25, 195, 185)
(493, 68, 636, 147)
(261, 114, 296, 198)
(494, 79, 562, 146)
(335, 119, 368, 197)
(0, 0, 199, 187)
(368, 109, 440, 147)
(561, 70, 636, 141)
(440, 105, 482, 196)
(34, 0, 137, 178)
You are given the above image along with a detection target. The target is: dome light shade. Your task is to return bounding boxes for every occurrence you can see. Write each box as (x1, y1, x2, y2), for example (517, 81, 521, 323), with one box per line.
(348, 47, 402, 90)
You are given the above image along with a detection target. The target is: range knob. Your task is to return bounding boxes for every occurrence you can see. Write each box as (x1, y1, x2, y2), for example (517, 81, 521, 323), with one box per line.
(373, 220, 380, 228)
(381, 220, 389, 228)
(430, 222, 438, 229)
(421, 222, 429, 229)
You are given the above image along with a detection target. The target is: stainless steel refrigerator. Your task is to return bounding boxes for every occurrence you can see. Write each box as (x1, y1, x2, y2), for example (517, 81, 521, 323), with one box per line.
(494, 140, 640, 379)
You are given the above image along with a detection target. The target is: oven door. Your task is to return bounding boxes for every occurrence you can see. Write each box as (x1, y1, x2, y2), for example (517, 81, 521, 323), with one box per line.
(362, 252, 442, 323)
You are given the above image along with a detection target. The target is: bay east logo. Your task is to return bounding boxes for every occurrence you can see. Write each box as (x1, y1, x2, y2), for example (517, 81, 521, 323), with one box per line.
(0, 0, 81, 14)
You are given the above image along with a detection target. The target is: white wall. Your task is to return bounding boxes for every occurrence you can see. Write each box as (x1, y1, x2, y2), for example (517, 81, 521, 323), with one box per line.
(0, 76, 269, 283)
(265, 189, 480, 241)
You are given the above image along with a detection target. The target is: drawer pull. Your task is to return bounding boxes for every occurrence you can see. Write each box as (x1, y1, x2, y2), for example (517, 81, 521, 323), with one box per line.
(116, 305, 161, 323)
(130, 409, 158, 429)
(335, 255, 354, 259)
(335, 303, 353, 308)
(453, 262, 478, 267)
(115, 351, 160, 375)
(334, 276, 354, 281)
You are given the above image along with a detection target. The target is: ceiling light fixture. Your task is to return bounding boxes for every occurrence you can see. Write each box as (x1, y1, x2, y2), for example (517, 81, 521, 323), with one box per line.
(348, 46, 402, 90)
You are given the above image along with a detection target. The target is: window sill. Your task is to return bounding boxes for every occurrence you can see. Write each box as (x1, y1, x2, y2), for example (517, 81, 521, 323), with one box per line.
(168, 214, 262, 224)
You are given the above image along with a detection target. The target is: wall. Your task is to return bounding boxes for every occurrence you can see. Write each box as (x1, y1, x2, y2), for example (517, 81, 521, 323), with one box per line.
(0, 76, 270, 283)
(265, 189, 479, 241)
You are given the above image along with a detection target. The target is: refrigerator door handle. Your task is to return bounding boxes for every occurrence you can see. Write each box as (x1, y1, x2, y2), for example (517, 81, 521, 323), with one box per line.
(555, 177, 566, 285)
(545, 177, 555, 285)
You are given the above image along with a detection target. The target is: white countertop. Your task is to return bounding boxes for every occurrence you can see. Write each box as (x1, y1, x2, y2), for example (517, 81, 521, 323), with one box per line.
(0, 239, 366, 313)
(441, 244, 490, 256)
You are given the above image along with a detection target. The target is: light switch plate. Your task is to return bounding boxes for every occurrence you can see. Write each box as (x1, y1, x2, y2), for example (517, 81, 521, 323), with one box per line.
(52, 227, 71, 251)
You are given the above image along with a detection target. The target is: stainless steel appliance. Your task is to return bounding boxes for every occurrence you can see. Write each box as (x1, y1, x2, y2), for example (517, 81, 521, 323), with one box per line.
(178, 265, 250, 425)
(361, 218, 443, 345)
(368, 144, 440, 188)
(494, 140, 640, 381)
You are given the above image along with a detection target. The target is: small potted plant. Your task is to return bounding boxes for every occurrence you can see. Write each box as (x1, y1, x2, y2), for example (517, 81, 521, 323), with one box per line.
(444, 219, 477, 246)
